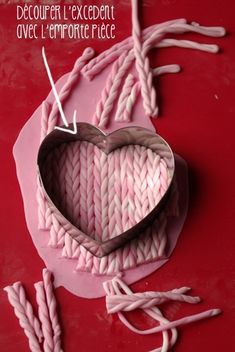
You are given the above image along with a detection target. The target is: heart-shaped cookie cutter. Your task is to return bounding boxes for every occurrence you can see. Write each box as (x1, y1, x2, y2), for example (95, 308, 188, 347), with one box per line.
(37, 123, 175, 257)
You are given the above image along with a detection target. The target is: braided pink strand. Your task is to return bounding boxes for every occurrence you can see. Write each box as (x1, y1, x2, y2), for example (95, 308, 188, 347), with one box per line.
(93, 146, 102, 240)
(104, 278, 221, 351)
(48, 213, 66, 248)
(120, 65, 180, 122)
(92, 51, 127, 127)
(107, 151, 116, 239)
(120, 147, 128, 233)
(106, 290, 200, 314)
(13, 282, 43, 343)
(83, 20, 224, 81)
(113, 149, 122, 236)
(95, 18, 224, 124)
(100, 152, 109, 241)
(65, 143, 78, 221)
(42, 269, 62, 352)
(62, 233, 80, 258)
(114, 74, 135, 121)
(86, 142, 95, 238)
(82, 19, 187, 79)
(47, 47, 95, 133)
(103, 278, 176, 352)
(34, 282, 54, 352)
(37, 178, 49, 230)
(126, 145, 135, 229)
(40, 100, 51, 141)
(131, 0, 157, 117)
(79, 142, 89, 232)
(4, 284, 42, 352)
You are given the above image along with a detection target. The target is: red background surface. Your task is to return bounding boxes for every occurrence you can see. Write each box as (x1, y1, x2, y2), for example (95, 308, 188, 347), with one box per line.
(0, 1, 235, 351)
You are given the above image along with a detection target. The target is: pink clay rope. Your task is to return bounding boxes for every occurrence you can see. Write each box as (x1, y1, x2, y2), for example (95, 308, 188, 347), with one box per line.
(93, 20, 224, 127)
(4, 282, 42, 352)
(115, 74, 135, 121)
(81, 19, 187, 80)
(131, 0, 157, 117)
(34, 282, 54, 352)
(42, 269, 62, 352)
(104, 277, 221, 351)
(92, 51, 127, 127)
(117, 64, 180, 122)
(4, 270, 62, 352)
(82, 20, 224, 80)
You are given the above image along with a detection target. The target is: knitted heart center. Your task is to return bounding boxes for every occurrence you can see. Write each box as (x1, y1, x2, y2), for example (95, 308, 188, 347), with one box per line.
(41, 140, 170, 242)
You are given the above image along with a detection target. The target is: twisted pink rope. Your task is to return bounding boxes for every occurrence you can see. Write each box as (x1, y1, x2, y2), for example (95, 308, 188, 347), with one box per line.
(4, 283, 42, 352)
(42, 269, 62, 352)
(115, 74, 135, 122)
(104, 277, 221, 351)
(34, 282, 54, 352)
(131, 0, 157, 117)
(92, 51, 127, 127)
(81, 19, 187, 80)
(117, 65, 180, 123)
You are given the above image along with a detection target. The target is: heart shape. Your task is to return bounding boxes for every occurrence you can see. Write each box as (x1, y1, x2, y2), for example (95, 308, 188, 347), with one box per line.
(37, 123, 175, 257)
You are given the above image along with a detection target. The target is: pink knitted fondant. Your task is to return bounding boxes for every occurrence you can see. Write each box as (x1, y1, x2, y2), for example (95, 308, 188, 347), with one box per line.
(42, 141, 170, 245)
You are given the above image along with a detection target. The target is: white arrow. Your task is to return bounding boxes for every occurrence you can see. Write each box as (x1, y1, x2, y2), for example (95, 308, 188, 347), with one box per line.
(42, 46, 77, 135)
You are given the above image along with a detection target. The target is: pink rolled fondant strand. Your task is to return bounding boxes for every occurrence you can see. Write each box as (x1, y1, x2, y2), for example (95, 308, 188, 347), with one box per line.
(104, 277, 221, 351)
(42, 269, 62, 352)
(81, 19, 187, 80)
(103, 278, 177, 352)
(92, 51, 127, 127)
(93, 145, 102, 239)
(79, 142, 89, 232)
(48, 213, 66, 248)
(62, 233, 80, 259)
(131, 0, 157, 117)
(106, 289, 200, 314)
(115, 74, 135, 121)
(41, 100, 51, 141)
(97, 51, 136, 128)
(82, 21, 224, 81)
(120, 65, 180, 122)
(157, 38, 219, 52)
(47, 47, 95, 133)
(4, 283, 42, 352)
(34, 282, 54, 352)
(13, 282, 43, 342)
